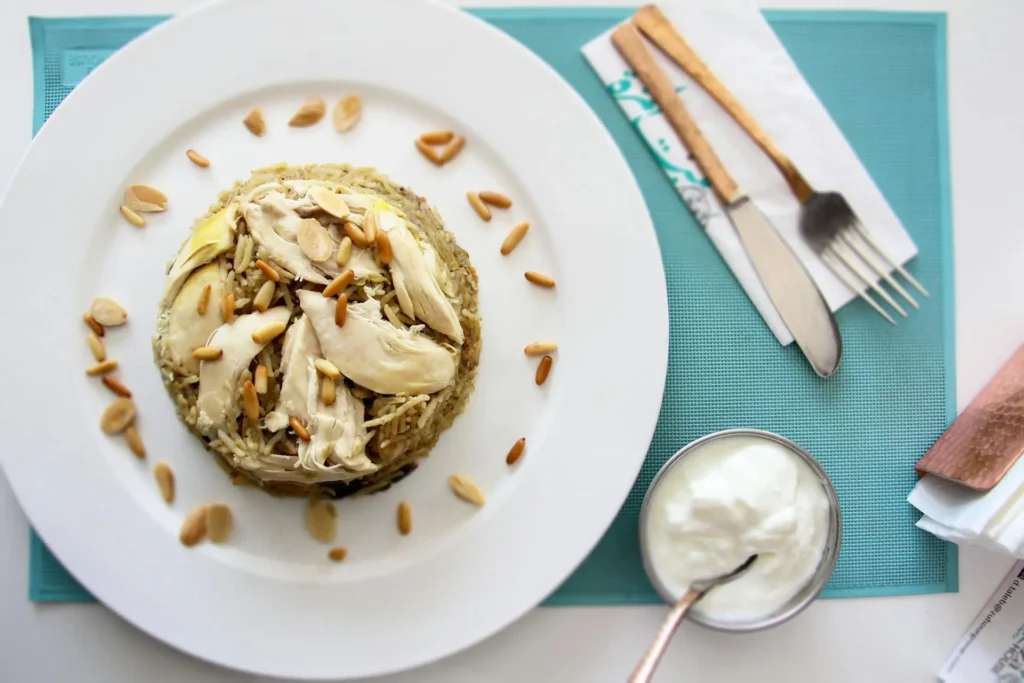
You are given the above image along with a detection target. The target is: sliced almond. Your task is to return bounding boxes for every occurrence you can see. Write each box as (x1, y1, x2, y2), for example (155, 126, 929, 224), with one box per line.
(186, 149, 210, 168)
(314, 358, 342, 379)
(467, 192, 492, 221)
(124, 184, 168, 212)
(243, 107, 266, 136)
(102, 375, 132, 398)
(86, 359, 119, 376)
(197, 283, 212, 316)
(419, 130, 454, 145)
(255, 259, 281, 282)
(535, 355, 553, 386)
(125, 425, 146, 459)
(343, 221, 370, 249)
(320, 376, 336, 406)
(336, 236, 353, 267)
(506, 437, 527, 466)
(205, 504, 233, 544)
(362, 210, 378, 243)
(328, 547, 348, 562)
(479, 191, 513, 209)
(375, 230, 393, 265)
(154, 461, 175, 503)
(90, 297, 127, 326)
(439, 136, 466, 164)
(119, 205, 145, 227)
(252, 321, 286, 344)
(448, 474, 485, 506)
(525, 271, 556, 288)
(290, 416, 311, 442)
(192, 346, 224, 361)
(289, 96, 326, 127)
(414, 139, 443, 166)
(297, 218, 334, 263)
(332, 94, 362, 132)
(83, 313, 104, 337)
(252, 280, 275, 312)
(397, 501, 412, 535)
(100, 397, 136, 434)
(501, 221, 530, 256)
(242, 380, 260, 421)
(86, 333, 106, 362)
(254, 364, 269, 394)
(180, 505, 208, 547)
(309, 186, 350, 219)
(524, 340, 557, 356)
(323, 269, 354, 298)
(306, 501, 337, 543)
(222, 292, 236, 323)
(334, 293, 349, 328)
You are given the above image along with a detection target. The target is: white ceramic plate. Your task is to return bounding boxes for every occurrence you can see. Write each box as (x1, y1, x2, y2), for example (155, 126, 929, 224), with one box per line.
(0, 0, 668, 678)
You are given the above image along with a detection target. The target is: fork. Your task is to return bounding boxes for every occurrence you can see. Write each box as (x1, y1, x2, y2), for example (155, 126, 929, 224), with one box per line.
(633, 5, 929, 324)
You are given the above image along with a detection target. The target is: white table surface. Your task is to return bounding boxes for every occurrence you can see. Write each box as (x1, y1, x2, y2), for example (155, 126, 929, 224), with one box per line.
(1, 0, 1021, 680)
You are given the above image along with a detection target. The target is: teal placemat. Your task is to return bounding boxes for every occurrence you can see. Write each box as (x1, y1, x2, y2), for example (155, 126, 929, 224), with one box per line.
(28, 9, 956, 604)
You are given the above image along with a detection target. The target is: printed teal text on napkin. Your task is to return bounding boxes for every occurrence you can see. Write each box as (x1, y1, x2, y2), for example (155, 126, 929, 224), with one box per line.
(61, 49, 115, 87)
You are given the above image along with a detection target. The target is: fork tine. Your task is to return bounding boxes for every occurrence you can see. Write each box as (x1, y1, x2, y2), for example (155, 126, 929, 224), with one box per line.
(821, 250, 897, 325)
(830, 242, 908, 318)
(852, 223, 930, 298)
(840, 230, 919, 309)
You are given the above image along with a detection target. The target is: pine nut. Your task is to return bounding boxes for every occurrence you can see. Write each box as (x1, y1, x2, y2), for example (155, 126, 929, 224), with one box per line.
(197, 283, 212, 315)
(335, 293, 348, 327)
(186, 149, 210, 167)
(86, 359, 119, 376)
(254, 364, 268, 394)
(414, 139, 443, 166)
(524, 340, 557, 356)
(321, 376, 336, 406)
(535, 355, 554, 385)
(376, 230, 393, 264)
(439, 136, 466, 164)
(328, 547, 348, 562)
(314, 358, 342, 379)
(467, 192, 491, 221)
(102, 375, 132, 398)
(343, 221, 370, 248)
(506, 438, 526, 465)
(251, 321, 286, 344)
(83, 313, 104, 337)
(501, 222, 530, 255)
(120, 205, 145, 227)
(222, 292, 235, 323)
(242, 380, 259, 421)
(397, 501, 412, 535)
(192, 346, 223, 361)
(419, 130, 454, 145)
(252, 280, 275, 312)
(323, 269, 354, 298)
(479, 191, 512, 208)
(290, 416, 311, 442)
(336, 236, 353, 267)
(87, 333, 106, 362)
(125, 425, 146, 459)
(525, 271, 556, 288)
(255, 259, 281, 282)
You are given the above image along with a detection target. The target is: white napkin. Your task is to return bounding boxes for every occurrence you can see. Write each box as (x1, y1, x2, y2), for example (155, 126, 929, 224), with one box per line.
(581, 0, 919, 345)
(909, 459, 1024, 557)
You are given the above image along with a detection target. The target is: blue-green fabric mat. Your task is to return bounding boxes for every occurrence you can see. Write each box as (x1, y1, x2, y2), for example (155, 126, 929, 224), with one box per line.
(28, 9, 956, 604)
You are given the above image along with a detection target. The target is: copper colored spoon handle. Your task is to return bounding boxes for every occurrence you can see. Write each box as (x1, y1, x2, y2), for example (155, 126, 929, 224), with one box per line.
(629, 587, 703, 683)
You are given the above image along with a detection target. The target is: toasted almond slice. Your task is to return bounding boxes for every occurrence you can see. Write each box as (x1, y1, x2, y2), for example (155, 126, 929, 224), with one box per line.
(125, 425, 146, 459)
(154, 461, 175, 503)
(448, 474, 485, 506)
(506, 437, 527, 465)
(314, 358, 342, 379)
(320, 376, 336, 406)
(290, 416, 311, 442)
(467, 192, 491, 221)
(86, 359, 119, 376)
(102, 375, 132, 398)
(193, 346, 224, 361)
(525, 271, 556, 288)
(501, 221, 530, 256)
(87, 333, 106, 362)
(186, 149, 210, 167)
(332, 94, 362, 132)
(439, 136, 466, 164)
(535, 355, 554, 386)
(83, 313, 104, 337)
(242, 380, 260, 421)
(252, 321, 286, 344)
(120, 205, 145, 227)
(362, 210, 378, 243)
(100, 397, 136, 434)
(420, 130, 454, 145)
(90, 297, 127, 326)
(242, 107, 266, 136)
(290, 96, 326, 126)
(323, 269, 354, 298)
(255, 259, 281, 282)
(197, 283, 212, 316)
(124, 184, 168, 212)
(479, 191, 512, 209)
(328, 547, 348, 562)
(305, 501, 336, 542)
(336, 236, 353, 267)
(252, 280, 275, 313)
(414, 139, 443, 166)
(524, 340, 557, 356)
(222, 292, 235, 323)
(309, 186, 350, 219)
(297, 218, 334, 263)
(334, 293, 348, 327)
(397, 501, 412, 535)
(375, 230, 393, 265)
(343, 221, 370, 249)
(205, 504, 233, 544)
(180, 505, 208, 547)
(254, 364, 269, 394)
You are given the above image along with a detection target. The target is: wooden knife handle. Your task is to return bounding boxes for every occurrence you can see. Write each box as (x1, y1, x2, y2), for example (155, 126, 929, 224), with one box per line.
(634, 4, 813, 203)
(611, 23, 740, 204)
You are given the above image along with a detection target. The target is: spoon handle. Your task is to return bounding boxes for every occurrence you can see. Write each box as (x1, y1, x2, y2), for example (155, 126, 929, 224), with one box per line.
(629, 587, 703, 683)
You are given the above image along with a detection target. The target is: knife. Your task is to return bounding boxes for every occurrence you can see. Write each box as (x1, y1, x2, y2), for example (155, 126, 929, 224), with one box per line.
(611, 23, 841, 378)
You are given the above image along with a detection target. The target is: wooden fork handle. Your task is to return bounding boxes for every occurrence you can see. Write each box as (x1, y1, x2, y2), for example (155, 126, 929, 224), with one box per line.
(634, 4, 814, 203)
(629, 588, 703, 683)
(611, 23, 740, 204)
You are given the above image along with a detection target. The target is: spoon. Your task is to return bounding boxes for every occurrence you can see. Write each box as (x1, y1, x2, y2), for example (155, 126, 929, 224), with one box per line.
(629, 555, 759, 683)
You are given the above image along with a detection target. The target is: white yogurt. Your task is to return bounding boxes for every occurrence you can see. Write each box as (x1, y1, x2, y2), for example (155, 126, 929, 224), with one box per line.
(644, 434, 831, 623)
